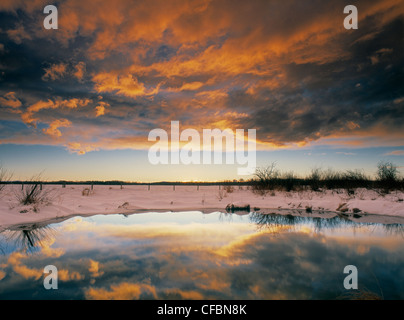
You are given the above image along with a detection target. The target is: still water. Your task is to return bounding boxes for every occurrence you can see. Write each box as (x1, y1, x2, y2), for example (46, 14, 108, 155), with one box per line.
(0, 211, 403, 300)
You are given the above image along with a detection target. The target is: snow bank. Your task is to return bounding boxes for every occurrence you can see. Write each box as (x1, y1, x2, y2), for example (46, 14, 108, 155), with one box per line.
(0, 184, 403, 229)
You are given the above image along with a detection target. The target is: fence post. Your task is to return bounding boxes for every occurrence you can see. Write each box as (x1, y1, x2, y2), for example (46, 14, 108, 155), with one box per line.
(148, 185, 150, 191)
(197, 185, 199, 191)
(173, 185, 175, 191)
(91, 184, 93, 190)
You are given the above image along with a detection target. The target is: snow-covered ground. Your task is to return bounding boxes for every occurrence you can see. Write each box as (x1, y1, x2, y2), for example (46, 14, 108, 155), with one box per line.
(0, 184, 403, 229)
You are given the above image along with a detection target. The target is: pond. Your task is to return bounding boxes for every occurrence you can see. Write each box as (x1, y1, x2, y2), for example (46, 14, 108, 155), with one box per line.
(0, 211, 403, 300)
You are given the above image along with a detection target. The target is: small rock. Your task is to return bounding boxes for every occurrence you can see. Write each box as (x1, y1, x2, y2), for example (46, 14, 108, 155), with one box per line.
(353, 208, 361, 213)
(253, 207, 260, 211)
(118, 202, 129, 209)
(19, 209, 28, 214)
(305, 206, 312, 213)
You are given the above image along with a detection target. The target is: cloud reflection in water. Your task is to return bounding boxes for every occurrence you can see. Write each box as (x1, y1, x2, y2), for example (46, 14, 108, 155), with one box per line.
(0, 211, 403, 300)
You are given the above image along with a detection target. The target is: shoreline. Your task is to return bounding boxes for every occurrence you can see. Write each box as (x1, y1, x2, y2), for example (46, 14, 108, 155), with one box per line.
(1, 206, 404, 234)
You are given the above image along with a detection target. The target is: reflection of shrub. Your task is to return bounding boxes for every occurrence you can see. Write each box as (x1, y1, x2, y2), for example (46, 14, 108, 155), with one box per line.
(226, 203, 250, 212)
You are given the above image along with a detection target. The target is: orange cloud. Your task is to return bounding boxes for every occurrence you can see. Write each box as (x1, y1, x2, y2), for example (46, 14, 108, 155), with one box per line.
(0, 92, 22, 108)
(164, 289, 205, 300)
(42, 119, 72, 137)
(7, 252, 42, 280)
(73, 61, 86, 81)
(92, 72, 158, 98)
(41, 61, 86, 82)
(167, 81, 204, 92)
(22, 98, 92, 127)
(88, 259, 104, 278)
(85, 282, 158, 300)
(39, 237, 65, 258)
(66, 142, 98, 155)
(95, 101, 109, 117)
(58, 269, 84, 281)
(42, 63, 68, 81)
(21, 99, 55, 126)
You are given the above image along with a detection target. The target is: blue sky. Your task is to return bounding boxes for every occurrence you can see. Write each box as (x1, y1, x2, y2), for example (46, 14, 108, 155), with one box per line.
(0, 143, 403, 181)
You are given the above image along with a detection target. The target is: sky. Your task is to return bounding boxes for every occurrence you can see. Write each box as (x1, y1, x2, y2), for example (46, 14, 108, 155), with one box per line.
(0, 0, 403, 181)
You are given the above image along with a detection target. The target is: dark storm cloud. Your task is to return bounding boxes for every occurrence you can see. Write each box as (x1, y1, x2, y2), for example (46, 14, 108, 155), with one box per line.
(0, 0, 403, 152)
(234, 13, 404, 146)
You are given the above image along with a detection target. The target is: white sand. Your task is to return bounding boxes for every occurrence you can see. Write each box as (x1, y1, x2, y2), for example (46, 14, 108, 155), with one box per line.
(0, 184, 403, 229)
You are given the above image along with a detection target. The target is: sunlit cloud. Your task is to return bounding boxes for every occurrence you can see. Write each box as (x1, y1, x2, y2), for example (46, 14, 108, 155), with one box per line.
(66, 142, 98, 155)
(85, 282, 158, 300)
(42, 63, 68, 81)
(42, 61, 87, 82)
(0, 92, 22, 109)
(22, 98, 92, 127)
(7, 252, 42, 280)
(42, 119, 72, 137)
(95, 101, 109, 117)
(88, 259, 104, 278)
(73, 62, 86, 81)
(92, 72, 159, 98)
(58, 269, 84, 281)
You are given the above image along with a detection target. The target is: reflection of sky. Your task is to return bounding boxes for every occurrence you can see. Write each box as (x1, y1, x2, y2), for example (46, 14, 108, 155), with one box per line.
(0, 212, 403, 300)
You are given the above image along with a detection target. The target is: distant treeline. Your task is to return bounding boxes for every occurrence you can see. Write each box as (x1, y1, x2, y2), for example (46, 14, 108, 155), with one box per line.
(251, 161, 404, 194)
(3, 180, 254, 186)
(1, 161, 403, 193)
